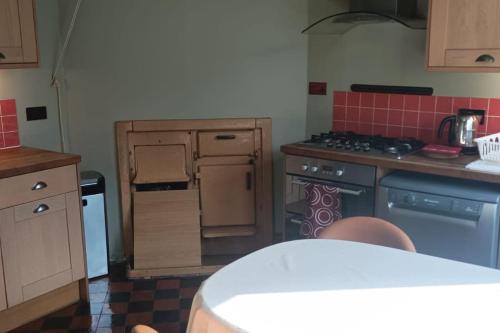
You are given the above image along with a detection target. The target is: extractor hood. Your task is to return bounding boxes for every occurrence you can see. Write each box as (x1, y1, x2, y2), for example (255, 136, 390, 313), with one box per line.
(303, 0, 427, 34)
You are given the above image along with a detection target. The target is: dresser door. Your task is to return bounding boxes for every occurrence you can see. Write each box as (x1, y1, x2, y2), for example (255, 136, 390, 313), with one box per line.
(0, 191, 84, 307)
(199, 164, 256, 227)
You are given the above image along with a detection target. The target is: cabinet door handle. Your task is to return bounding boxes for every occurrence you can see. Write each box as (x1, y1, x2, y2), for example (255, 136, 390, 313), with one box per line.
(216, 134, 236, 140)
(33, 204, 49, 214)
(0, 52, 5, 60)
(475, 54, 495, 63)
(246, 172, 252, 191)
(32, 181, 48, 191)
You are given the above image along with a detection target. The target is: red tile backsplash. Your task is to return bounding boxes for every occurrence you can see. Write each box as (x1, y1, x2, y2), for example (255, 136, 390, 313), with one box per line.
(0, 99, 20, 149)
(333, 91, 500, 144)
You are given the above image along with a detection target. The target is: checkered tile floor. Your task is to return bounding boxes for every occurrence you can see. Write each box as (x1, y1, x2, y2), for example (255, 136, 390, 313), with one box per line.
(9, 264, 207, 333)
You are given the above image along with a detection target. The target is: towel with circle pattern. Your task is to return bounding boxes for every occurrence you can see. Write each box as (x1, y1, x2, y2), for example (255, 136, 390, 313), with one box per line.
(300, 183, 342, 238)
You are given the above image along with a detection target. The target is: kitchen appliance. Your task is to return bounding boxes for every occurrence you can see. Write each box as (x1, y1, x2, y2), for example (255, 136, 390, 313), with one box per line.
(437, 108, 485, 155)
(302, 0, 427, 34)
(284, 155, 376, 241)
(81, 171, 109, 279)
(377, 171, 500, 268)
(298, 131, 425, 160)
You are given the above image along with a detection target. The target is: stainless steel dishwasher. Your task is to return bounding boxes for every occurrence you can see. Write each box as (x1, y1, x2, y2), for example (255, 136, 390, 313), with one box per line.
(376, 171, 500, 268)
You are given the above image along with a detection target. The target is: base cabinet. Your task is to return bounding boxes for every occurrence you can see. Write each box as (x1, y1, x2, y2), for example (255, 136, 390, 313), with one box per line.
(0, 154, 87, 333)
(0, 191, 85, 307)
(117, 118, 273, 277)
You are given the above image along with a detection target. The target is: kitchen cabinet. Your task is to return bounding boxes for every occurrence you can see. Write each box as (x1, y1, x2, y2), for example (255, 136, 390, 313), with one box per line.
(199, 164, 255, 227)
(0, 0, 38, 68)
(0, 148, 86, 333)
(116, 118, 273, 277)
(427, 0, 500, 71)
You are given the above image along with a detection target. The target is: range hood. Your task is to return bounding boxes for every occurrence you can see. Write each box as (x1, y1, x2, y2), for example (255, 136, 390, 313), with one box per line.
(303, 0, 427, 34)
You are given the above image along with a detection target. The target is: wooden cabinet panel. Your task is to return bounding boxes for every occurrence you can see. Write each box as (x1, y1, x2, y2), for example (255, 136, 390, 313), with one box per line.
(0, 0, 22, 62)
(133, 190, 201, 269)
(0, 242, 6, 311)
(0, 0, 38, 66)
(427, 0, 500, 71)
(198, 131, 255, 157)
(0, 191, 84, 307)
(199, 164, 255, 227)
(0, 165, 77, 209)
(134, 145, 189, 184)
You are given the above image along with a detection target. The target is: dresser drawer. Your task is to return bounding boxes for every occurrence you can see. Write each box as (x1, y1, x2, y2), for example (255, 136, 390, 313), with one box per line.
(198, 131, 255, 157)
(0, 165, 77, 209)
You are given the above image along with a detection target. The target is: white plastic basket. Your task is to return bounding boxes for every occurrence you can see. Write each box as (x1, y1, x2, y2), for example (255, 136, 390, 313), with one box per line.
(475, 133, 500, 161)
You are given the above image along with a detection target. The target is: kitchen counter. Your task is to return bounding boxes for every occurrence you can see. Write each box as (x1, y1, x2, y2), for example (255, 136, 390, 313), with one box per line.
(0, 146, 81, 179)
(281, 143, 500, 184)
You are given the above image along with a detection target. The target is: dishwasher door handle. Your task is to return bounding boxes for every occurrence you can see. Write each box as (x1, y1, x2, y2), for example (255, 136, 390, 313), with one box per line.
(291, 180, 365, 196)
(387, 204, 479, 229)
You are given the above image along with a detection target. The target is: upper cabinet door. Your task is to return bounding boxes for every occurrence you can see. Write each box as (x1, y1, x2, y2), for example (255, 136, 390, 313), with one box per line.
(0, 0, 38, 67)
(427, 0, 500, 71)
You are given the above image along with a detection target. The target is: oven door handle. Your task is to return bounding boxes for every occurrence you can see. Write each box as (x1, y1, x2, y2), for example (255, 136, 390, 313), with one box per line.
(291, 179, 365, 196)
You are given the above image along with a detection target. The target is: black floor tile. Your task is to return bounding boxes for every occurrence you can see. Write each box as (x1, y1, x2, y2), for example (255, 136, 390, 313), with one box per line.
(154, 288, 179, 299)
(127, 301, 154, 313)
(153, 310, 179, 323)
(41, 317, 73, 330)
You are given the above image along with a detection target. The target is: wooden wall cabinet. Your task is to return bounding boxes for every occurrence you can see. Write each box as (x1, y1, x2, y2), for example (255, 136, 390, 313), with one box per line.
(0, 148, 87, 333)
(0, 0, 38, 68)
(427, 0, 500, 71)
(116, 118, 273, 277)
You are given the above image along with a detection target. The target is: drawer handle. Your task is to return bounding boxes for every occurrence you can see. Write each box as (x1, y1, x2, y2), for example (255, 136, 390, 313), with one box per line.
(33, 204, 49, 214)
(32, 181, 48, 191)
(475, 54, 495, 63)
(216, 134, 236, 140)
(0, 52, 5, 60)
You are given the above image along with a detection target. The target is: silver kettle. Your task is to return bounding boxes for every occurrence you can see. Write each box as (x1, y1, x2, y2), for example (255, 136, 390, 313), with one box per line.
(437, 109, 485, 152)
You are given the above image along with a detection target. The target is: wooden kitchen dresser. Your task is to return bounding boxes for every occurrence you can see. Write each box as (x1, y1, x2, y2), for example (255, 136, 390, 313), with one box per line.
(0, 147, 87, 333)
(116, 118, 273, 277)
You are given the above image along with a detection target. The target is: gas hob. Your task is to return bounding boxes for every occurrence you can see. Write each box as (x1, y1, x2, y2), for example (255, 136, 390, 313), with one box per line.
(297, 131, 425, 160)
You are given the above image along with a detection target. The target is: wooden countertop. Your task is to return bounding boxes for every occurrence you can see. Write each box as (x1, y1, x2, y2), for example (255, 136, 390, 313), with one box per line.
(281, 143, 500, 184)
(0, 146, 81, 179)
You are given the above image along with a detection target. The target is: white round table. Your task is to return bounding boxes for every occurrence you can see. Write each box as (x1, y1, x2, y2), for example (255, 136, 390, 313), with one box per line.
(188, 240, 500, 333)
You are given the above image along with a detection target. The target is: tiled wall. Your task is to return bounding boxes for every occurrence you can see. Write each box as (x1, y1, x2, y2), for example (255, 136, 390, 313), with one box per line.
(0, 99, 20, 149)
(332, 91, 500, 143)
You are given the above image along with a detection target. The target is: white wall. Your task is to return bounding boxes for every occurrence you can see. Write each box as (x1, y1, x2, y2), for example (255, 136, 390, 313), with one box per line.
(61, 0, 308, 261)
(0, 0, 61, 151)
(307, 0, 500, 136)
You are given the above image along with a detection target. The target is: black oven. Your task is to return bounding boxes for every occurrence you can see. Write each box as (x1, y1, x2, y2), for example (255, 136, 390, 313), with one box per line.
(283, 155, 376, 241)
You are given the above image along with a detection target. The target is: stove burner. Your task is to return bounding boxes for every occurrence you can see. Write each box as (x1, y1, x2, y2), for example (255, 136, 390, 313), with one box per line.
(303, 131, 424, 158)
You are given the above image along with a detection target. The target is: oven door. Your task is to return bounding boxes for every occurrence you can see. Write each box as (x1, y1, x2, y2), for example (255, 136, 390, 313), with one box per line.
(283, 174, 374, 241)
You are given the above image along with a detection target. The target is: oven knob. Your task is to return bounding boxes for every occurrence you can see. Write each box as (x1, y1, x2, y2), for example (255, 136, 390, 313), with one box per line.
(301, 164, 309, 171)
(311, 166, 319, 173)
(336, 169, 344, 177)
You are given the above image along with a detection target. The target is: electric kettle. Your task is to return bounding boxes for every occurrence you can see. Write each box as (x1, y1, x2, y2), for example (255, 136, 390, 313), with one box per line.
(437, 109, 485, 154)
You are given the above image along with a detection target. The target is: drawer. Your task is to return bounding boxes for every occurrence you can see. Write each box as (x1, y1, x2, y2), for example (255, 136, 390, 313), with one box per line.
(14, 194, 66, 222)
(0, 165, 77, 209)
(445, 49, 500, 68)
(198, 131, 255, 157)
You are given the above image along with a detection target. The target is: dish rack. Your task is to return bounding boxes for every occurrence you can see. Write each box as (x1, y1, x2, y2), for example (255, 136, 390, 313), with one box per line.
(475, 133, 500, 161)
